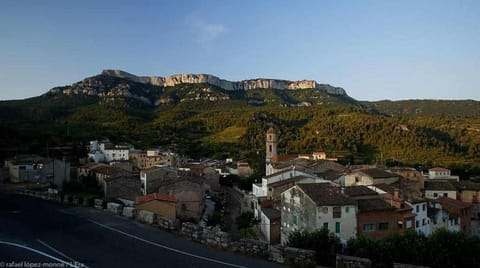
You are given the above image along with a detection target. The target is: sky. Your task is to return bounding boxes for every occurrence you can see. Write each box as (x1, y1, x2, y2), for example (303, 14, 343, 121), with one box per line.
(1, 0, 479, 101)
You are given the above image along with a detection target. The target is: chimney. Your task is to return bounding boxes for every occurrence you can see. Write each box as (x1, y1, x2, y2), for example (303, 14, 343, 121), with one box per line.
(394, 188, 400, 200)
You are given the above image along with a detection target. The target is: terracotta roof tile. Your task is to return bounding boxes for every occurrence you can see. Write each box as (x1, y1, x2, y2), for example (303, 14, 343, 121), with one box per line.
(298, 183, 356, 206)
(136, 193, 176, 205)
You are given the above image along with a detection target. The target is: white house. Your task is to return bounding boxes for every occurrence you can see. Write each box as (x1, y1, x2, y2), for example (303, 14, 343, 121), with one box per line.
(406, 199, 431, 235)
(88, 140, 131, 163)
(280, 183, 357, 243)
(428, 167, 459, 181)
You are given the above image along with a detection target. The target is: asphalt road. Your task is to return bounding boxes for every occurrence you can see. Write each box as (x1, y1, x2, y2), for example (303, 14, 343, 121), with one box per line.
(0, 193, 281, 268)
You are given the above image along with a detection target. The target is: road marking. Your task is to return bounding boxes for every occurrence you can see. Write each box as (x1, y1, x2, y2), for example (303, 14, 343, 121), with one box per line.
(36, 239, 89, 268)
(87, 219, 248, 268)
(0, 240, 80, 268)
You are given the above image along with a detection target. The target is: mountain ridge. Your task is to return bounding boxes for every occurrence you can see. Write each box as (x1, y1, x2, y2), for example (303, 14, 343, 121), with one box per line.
(100, 69, 347, 95)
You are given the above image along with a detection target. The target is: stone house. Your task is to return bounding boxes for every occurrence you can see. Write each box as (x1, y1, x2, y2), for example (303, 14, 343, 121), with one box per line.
(135, 193, 177, 220)
(5, 155, 70, 187)
(158, 177, 206, 222)
(77, 162, 108, 178)
(344, 168, 399, 187)
(281, 183, 357, 244)
(140, 166, 178, 195)
(94, 165, 132, 185)
(390, 167, 425, 190)
(260, 207, 281, 244)
(103, 175, 142, 201)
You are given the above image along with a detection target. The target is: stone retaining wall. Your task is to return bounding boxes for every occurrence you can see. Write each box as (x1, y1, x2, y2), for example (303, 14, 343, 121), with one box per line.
(336, 254, 372, 268)
(137, 210, 156, 224)
(181, 222, 231, 248)
(283, 247, 316, 268)
(107, 202, 124, 214)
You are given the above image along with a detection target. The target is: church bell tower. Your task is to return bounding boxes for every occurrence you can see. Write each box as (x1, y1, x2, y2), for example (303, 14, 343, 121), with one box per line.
(265, 127, 278, 164)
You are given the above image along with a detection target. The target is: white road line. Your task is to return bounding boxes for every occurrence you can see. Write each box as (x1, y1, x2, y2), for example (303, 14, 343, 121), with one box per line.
(87, 219, 248, 268)
(0, 240, 80, 268)
(36, 239, 89, 268)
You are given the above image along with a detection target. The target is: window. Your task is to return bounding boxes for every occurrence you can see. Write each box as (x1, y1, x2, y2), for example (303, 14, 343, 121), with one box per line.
(433, 193, 438, 198)
(443, 193, 448, 197)
(322, 207, 328, 214)
(422, 219, 426, 226)
(416, 205, 419, 213)
(355, 177, 360, 183)
(422, 204, 426, 211)
(335, 222, 341, 233)
(333, 207, 341, 218)
(363, 224, 375, 232)
(345, 207, 350, 213)
(292, 215, 297, 224)
(323, 222, 328, 230)
(269, 145, 272, 153)
(454, 218, 459, 225)
(416, 220, 419, 228)
(406, 220, 412, 228)
(378, 222, 389, 231)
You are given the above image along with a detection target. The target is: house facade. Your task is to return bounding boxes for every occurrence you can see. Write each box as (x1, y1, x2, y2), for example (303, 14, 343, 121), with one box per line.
(424, 181, 457, 199)
(135, 193, 177, 220)
(260, 207, 281, 244)
(281, 184, 357, 243)
(140, 166, 177, 195)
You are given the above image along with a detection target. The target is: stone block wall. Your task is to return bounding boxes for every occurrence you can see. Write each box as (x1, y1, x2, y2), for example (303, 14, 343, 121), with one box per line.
(94, 198, 105, 209)
(283, 247, 316, 268)
(336, 254, 372, 268)
(137, 210, 157, 224)
(230, 239, 269, 257)
(122, 207, 137, 219)
(107, 202, 124, 214)
(157, 215, 177, 231)
(180, 222, 231, 248)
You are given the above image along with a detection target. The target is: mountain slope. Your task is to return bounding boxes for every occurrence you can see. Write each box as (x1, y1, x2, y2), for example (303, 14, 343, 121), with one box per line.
(1, 70, 480, 173)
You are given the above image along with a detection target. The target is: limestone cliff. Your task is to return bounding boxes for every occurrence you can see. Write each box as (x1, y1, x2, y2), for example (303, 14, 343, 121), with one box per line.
(101, 70, 346, 95)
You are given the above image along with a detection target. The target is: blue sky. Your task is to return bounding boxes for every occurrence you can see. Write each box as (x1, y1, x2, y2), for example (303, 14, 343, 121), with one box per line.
(1, 0, 479, 100)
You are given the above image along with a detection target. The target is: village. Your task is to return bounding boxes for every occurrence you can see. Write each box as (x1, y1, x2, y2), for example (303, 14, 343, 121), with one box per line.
(2, 127, 480, 266)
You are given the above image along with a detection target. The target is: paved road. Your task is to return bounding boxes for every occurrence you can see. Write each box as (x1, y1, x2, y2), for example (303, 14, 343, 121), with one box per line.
(0, 193, 282, 268)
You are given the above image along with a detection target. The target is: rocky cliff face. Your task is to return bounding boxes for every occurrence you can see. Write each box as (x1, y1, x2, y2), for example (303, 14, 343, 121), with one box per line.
(101, 70, 346, 95)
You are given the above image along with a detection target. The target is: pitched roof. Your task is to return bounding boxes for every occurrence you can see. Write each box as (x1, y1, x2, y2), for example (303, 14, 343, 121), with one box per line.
(360, 168, 397, 179)
(344, 186, 378, 197)
(357, 198, 396, 212)
(267, 175, 308, 188)
(425, 181, 456, 191)
(435, 197, 471, 209)
(297, 183, 356, 206)
(261, 207, 281, 219)
(452, 181, 480, 191)
(316, 169, 344, 181)
(136, 193, 176, 205)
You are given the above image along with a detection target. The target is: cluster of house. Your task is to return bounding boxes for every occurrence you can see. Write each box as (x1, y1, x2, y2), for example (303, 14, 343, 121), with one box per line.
(77, 140, 250, 223)
(3, 154, 71, 186)
(251, 128, 480, 245)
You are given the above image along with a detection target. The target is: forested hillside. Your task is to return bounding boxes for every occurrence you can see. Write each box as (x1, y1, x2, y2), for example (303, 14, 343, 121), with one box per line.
(1, 73, 480, 175)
